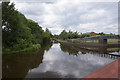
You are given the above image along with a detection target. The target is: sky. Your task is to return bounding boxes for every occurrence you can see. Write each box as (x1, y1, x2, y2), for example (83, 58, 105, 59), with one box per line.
(11, 0, 118, 35)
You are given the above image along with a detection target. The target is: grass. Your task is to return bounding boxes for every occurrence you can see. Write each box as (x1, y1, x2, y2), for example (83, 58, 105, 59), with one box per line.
(72, 39, 119, 44)
(55, 39, 68, 43)
(2, 44, 41, 54)
(108, 42, 119, 44)
(107, 39, 119, 44)
(53, 38, 120, 45)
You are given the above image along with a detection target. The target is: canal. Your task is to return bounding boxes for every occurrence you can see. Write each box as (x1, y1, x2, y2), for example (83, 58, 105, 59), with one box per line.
(2, 42, 120, 79)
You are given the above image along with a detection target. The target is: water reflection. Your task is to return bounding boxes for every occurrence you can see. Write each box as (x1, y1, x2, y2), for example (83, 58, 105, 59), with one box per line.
(60, 43, 120, 59)
(2, 42, 52, 79)
(60, 43, 79, 56)
(2, 43, 119, 79)
(26, 43, 117, 78)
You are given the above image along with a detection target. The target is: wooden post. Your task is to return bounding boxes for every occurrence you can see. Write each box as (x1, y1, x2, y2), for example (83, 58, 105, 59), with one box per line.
(98, 45, 107, 54)
(99, 38, 107, 45)
(98, 37, 107, 54)
(118, 38, 120, 44)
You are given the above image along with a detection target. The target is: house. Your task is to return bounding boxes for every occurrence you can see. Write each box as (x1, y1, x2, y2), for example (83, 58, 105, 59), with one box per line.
(85, 32, 97, 36)
(89, 32, 97, 35)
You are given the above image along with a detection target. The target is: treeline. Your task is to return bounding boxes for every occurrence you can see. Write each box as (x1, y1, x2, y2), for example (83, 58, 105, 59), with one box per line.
(53, 30, 90, 39)
(53, 30, 115, 40)
(2, 2, 52, 53)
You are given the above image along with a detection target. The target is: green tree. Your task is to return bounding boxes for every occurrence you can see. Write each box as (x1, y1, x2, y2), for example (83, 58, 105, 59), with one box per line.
(27, 19, 44, 44)
(98, 32, 105, 35)
(59, 30, 80, 39)
(43, 28, 51, 42)
(59, 30, 68, 39)
(45, 28, 52, 37)
(2, 2, 52, 52)
(2, 2, 33, 50)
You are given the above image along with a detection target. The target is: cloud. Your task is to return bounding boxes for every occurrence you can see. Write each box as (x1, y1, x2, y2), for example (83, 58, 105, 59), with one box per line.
(12, 0, 118, 34)
(11, 0, 119, 2)
(26, 43, 114, 78)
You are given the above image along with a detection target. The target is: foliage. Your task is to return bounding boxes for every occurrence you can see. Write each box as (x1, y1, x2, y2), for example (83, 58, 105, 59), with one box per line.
(42, 28, 52, 42)
(79, 34, 90, 38)
(2, 2, 51, 53)
(3, 44, 41, 54)
(57, 30, 90, 39)
(98, 32, 105, 35)
(27, 19, 44, 44)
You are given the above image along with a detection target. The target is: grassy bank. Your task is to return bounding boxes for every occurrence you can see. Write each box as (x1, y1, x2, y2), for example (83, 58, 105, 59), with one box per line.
(54, 38, 119, 44)
(3, 44, 41, 54)
(55, 39, 68, 43)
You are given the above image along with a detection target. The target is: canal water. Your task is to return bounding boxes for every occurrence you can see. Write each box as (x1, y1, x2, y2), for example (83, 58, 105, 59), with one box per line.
(2, 42, 119, 78)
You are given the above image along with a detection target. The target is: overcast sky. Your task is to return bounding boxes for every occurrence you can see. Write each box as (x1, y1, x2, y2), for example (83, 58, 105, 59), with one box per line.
(11, 0, 118, 35)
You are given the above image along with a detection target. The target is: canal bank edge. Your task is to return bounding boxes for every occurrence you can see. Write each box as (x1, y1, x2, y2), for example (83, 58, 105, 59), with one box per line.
(82, 59, 120, 79)
(2, 44, 41, 54)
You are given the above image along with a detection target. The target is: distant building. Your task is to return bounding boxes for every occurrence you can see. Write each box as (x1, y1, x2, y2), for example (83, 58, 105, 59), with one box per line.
(85, 32, 97, 35)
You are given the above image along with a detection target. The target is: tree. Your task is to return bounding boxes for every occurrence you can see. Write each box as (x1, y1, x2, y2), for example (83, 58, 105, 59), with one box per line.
(2, 2, 52, 52)
(46, 28, 52, 37)
(98, 32, 105, 35)
(27, 19, 44, 44)
(59, 30, 68, 39)
(42, 28, 51, 42)
(2, 2, 33, 50)
(59, 30, 80, 39)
